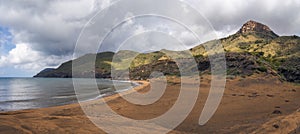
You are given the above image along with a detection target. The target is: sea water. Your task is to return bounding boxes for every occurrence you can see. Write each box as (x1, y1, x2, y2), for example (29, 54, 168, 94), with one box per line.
(0, 78, 137, 111)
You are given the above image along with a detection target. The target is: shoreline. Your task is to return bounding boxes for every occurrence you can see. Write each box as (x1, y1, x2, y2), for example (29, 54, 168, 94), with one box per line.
(0, 79, 148, 112)
(74, 80, 146, 104)
(0, 80, 149, 113)
(0, 79, 150, 133)
(0, 75, 299, 133)
(74, 80, 150, 107)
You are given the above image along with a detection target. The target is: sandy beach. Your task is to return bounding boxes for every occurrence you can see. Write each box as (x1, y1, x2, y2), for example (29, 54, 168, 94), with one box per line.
(0, 74, 299, 134)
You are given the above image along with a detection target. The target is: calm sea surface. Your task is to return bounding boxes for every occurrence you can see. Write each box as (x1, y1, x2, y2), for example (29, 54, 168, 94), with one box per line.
(0, 78, 137, 111)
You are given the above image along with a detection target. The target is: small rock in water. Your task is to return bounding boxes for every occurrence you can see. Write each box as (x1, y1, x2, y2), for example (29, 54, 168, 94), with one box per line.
(272, 110, 282, 114)
(291, 89, 297, 92)
(285, 100, 290, 102)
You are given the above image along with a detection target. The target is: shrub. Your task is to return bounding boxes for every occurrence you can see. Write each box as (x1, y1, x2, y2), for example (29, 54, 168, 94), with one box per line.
(257, 66, 268, 72)
(255, 40, 263, 44)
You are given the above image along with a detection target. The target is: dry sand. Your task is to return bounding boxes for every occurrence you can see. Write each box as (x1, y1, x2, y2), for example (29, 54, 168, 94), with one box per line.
(0, 74, 299, 134)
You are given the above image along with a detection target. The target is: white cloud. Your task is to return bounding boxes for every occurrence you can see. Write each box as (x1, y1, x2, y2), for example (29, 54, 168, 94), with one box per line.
(0, 0, 103, 56)
(133, 25, 147, 35)
(0, 43, 71, 71)
(49, 0, 96, 20)
(0, 0, 106, 74)
(100, 0, 112, 9)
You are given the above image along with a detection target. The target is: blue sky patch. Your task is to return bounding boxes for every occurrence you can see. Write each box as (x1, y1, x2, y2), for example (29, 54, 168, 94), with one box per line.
(0, 26, 15, 55)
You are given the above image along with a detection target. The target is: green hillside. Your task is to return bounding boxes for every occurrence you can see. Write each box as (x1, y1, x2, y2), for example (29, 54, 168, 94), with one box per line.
(34, 20, 300, 83)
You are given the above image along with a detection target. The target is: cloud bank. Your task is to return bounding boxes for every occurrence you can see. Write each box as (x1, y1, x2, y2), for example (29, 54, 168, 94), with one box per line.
(0, 0, 299, 76)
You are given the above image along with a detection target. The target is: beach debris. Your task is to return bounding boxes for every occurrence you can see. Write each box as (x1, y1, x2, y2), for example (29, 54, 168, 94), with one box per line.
(272, 110, 282, 114)
(266, 94, 274, 97)
(273, 124, 279, 129)
(248, 92, 259, 98)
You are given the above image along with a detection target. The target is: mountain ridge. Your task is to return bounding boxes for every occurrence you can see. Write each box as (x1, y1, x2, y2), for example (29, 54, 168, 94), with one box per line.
(34, 20, 300, 83)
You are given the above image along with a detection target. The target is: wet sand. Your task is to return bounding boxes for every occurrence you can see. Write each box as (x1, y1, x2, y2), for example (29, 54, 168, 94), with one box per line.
(0, 74, 299, 133)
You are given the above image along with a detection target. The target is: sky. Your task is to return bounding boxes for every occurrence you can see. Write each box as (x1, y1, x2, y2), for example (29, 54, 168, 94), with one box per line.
(0, 0, 299, 77)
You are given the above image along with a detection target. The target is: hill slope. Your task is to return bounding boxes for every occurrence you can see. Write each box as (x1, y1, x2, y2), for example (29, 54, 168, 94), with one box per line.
(34, 20, 300, 83)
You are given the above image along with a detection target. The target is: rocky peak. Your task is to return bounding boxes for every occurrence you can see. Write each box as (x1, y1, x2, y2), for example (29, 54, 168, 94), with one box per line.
(237, 20, 278, 38)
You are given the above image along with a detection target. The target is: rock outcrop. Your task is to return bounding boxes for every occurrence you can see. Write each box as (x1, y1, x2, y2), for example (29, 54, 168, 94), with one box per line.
(237, 20, 279, 38)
